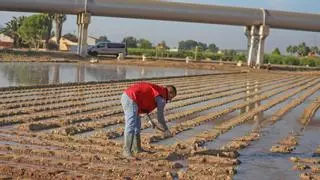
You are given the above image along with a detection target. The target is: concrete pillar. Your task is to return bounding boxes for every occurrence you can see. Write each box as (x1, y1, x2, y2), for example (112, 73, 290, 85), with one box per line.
(77, 12, 91, 57)
(245, 25, 269, 68)
(244, 26, 252, 60)
(256, 25, 269, 68)
(247, 25, 259, 67)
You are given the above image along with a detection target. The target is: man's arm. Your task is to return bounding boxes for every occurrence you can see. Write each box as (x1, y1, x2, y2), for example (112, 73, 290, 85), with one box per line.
(155, 96, 169, 131)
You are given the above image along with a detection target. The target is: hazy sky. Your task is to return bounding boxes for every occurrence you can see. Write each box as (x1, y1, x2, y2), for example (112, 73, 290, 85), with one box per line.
(0, 0, 319, 53)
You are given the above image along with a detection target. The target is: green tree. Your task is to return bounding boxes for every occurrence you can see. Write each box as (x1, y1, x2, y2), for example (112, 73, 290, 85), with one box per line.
(208, 43, 219, 53)
(122, 36, 137, 48)
(54, 14, 67, 50)
(292, 45, 298, 54)
(178, 40, 199, 50)
(272, 48, 281, 56)
(297, 42, 310, 56)
(0, 16, 26, 48)
(138, 38, 152, 49)
(197, 42, 207, 51)
(286, 45, 293, 55)
(18, 14, 49, 49)
(223, 49, 237, 56)
(95, 36, 110, 44)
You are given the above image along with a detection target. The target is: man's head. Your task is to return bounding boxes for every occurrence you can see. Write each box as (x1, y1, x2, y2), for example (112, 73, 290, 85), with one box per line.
(166, 85, 177, 102)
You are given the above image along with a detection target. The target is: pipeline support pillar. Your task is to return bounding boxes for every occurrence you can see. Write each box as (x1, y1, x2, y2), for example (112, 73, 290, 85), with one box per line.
(256, 25, 269, 67)
(245, 25, 269, 68)
(77, 12, 91, 57)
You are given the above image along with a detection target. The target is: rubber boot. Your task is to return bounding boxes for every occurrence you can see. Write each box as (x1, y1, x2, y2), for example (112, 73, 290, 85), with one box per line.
(123, 133, 134, 158)
(132, 134, 146, 154)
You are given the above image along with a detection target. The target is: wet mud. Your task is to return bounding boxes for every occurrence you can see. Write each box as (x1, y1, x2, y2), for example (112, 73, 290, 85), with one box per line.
(0, 70, 319, 179)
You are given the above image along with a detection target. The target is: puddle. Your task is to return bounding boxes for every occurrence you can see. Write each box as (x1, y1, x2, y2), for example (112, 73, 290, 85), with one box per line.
(234, 88, 320, 180)
(0, 139, 60, 151)
(0, 63, 215, 87)
(293, 97, 320, 154)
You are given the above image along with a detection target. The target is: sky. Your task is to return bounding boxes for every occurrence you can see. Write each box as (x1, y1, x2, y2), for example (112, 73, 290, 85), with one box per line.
(0, 0, 319, 53)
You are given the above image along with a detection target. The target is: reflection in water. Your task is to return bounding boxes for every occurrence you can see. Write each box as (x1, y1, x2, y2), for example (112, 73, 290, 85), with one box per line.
(0, 62, 214, 87)
(184, 68, 189, 76)
(253, 80, 263, 129)
(240, 80, 263, 130)
(0, 62, 50, 86)
(140, 67, 145, 77)
(76, 64, 85, 83)
(52, 64, 60, 84)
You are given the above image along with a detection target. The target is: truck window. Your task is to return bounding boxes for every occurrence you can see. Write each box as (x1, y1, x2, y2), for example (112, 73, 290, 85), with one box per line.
(107, 43, 125, 48)
(97, 43, 105, 48)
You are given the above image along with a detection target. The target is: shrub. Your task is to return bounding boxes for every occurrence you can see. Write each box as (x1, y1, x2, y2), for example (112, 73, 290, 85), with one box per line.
(211, 54, 223, 61)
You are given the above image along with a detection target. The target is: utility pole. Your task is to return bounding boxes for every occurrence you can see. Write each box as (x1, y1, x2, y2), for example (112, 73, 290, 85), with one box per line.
(194, 46, 199, 61)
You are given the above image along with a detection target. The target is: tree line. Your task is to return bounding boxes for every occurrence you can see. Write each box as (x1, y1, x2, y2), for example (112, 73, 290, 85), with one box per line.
(271, 43, 319, 57)
(120, 36, 220, 53)
(0, 14, 66, 49)
(285, 42, 319, 56)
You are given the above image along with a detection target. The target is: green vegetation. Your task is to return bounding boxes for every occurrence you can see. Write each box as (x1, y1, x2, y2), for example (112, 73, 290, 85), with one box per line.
(264, 55, 320, 67)
(178, 40, 219, 53)
(272, 48, 281, 56)
(1, 13, 67, 49)
(127, 48, 320, 67)
(286, 42, 319, 56)
(0, 16, 27, 48)
(127, 48, 240, 60)
(122, 36, 138, 48)
(138, 38, 152, 49)
(18, 14, 49, 49)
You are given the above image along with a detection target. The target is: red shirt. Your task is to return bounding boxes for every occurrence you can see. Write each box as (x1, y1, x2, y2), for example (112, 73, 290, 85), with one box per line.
(124, 82, 168, 114)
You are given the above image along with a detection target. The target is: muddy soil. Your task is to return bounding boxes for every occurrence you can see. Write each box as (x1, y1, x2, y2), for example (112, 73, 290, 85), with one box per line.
(0, 68, 319, 179)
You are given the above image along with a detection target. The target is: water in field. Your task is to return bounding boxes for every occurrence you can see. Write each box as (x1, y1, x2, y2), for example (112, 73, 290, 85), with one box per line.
(0, 62, 215, 87)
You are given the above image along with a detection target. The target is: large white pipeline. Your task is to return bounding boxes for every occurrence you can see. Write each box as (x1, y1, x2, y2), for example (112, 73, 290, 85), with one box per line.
(1, 0, 320, 32)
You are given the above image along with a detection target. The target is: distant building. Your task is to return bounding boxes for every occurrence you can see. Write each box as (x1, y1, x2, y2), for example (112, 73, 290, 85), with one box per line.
(50, 35, 98, 52)
(169, 48, 178, 52)
(50, 36, 78, 51)
(0, 34, 13, 49)
(87, 36, 98, 46)
(307, 51, 319, 57)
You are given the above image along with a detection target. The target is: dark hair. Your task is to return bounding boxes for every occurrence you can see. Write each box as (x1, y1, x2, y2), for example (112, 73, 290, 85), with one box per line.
(166, 85, 177, 95)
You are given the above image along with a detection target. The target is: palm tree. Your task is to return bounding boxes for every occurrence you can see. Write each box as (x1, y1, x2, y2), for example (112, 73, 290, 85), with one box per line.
(286, 45, 292, 55)
(43, 13, 54, 49)
(54, 14, 67, 50)
(0, 16, 26, 48)
(292, 45, 298, 55)
(297, 42, 310, 56)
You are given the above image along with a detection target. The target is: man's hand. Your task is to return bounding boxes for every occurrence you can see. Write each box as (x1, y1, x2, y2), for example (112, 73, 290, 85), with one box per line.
(163, 129, 172, 137)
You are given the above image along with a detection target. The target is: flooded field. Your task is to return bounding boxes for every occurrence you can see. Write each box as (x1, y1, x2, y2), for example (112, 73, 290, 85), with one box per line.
(0, 69, 320, 179)
(0, 62, 214, 87)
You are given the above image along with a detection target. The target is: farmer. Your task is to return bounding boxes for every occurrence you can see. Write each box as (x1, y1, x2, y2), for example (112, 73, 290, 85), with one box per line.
(121, 82, 177, 157)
